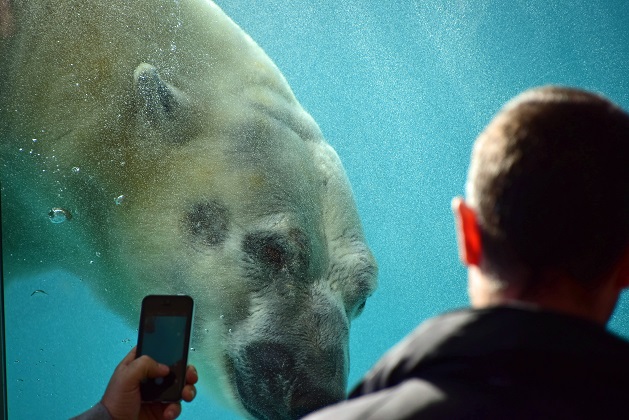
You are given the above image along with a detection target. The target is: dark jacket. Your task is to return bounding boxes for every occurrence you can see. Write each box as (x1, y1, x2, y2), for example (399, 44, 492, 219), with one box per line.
(306, 306, 629, 419)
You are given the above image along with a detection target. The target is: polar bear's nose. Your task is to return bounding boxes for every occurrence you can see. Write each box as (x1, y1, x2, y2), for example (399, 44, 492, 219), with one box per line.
(233, 342, 346, 419)
(289, 382, 345, 419)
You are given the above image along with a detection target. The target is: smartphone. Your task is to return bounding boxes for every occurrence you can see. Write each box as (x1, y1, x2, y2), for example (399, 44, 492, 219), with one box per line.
(136, 295, 194, 403)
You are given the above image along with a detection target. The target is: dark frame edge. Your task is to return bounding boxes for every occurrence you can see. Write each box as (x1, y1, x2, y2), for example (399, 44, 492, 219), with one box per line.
(0, 186, 8, 420)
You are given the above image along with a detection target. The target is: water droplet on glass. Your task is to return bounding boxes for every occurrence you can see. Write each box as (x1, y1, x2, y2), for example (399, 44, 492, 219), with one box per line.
(48, 207, 72, 223)
(71, 167, 80, 173)
(114, 195, 125, 205)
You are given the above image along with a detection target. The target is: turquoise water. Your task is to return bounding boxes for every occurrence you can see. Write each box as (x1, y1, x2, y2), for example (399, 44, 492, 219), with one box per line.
(4, 0, 629, 418)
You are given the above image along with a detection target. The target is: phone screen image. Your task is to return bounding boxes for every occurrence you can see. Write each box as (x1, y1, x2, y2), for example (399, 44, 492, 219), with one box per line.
(137, 295, 194, 402)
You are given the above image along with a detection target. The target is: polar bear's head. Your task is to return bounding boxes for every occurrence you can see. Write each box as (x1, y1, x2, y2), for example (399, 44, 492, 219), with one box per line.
(101, 63, 379, 419)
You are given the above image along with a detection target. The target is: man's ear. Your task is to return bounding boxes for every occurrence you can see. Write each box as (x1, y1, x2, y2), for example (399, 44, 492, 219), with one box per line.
(452, 197, 482, 266)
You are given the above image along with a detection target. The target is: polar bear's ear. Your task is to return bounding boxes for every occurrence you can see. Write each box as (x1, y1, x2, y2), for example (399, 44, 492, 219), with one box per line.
(133, 62, 196, 140)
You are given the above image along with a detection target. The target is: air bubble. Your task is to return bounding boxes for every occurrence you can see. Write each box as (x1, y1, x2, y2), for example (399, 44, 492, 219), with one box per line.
(48, 207, 72, 223)
(220, 314, 224, 319)
(71, 167, 80, 173)
(114, 195, 125, 205)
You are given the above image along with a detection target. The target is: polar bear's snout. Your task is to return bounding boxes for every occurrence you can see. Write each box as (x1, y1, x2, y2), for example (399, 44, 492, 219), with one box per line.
(232, 341, 346, 420)
(224, 283, 352, 419)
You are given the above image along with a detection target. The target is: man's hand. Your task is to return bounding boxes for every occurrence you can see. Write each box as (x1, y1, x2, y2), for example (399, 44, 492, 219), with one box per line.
(101, 347, 198, 420)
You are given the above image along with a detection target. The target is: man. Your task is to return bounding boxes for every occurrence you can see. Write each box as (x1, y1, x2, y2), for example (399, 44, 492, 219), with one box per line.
(306, 86, 629, 419)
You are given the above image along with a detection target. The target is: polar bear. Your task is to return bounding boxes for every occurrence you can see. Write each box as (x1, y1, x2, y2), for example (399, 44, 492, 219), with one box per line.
(0, 0, 377, 419)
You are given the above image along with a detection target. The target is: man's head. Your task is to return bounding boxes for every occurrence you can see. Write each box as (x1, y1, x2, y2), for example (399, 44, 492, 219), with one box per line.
(453, 86, 629, 317)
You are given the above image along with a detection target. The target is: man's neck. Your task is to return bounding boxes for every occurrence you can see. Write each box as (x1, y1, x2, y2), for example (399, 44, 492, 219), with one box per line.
(468, 267, 618, 325)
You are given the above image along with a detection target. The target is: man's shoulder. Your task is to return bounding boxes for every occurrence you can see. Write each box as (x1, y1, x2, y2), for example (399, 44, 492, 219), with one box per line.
(348, 307, 479, 397)
(352, 305, 629, 397)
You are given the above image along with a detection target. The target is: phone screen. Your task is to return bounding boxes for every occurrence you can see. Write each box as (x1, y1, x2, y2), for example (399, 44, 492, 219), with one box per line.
(137, 295, 194, 402)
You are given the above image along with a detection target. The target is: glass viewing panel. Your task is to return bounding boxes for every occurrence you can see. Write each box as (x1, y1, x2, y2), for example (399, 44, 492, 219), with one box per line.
(2, 1, 629, 419)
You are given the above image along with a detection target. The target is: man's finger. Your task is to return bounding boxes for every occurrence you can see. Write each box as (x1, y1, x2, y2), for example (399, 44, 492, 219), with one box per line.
(181, 384, 196, 402)
(163, 402, 182, 420)
(185, 365, 198, 385)
(119, 346, 137, 366)
(127, 354, 169, 382)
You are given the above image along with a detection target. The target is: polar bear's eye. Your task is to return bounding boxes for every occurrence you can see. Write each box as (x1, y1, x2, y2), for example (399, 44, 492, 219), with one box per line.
(243, 232, 288, 271)
(262, 242, 287, 269)
(347, 298, 368, 320)
(356, 300, 366, 313)
(343, 261, 377, 319)
(243, 229, 311, 278)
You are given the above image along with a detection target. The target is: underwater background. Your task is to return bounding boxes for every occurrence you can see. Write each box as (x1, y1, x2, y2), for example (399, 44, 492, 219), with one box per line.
(4, 0, 629, 418)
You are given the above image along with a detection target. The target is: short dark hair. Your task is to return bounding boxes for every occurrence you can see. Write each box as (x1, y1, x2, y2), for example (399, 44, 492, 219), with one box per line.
(467, 86, 629, 286)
